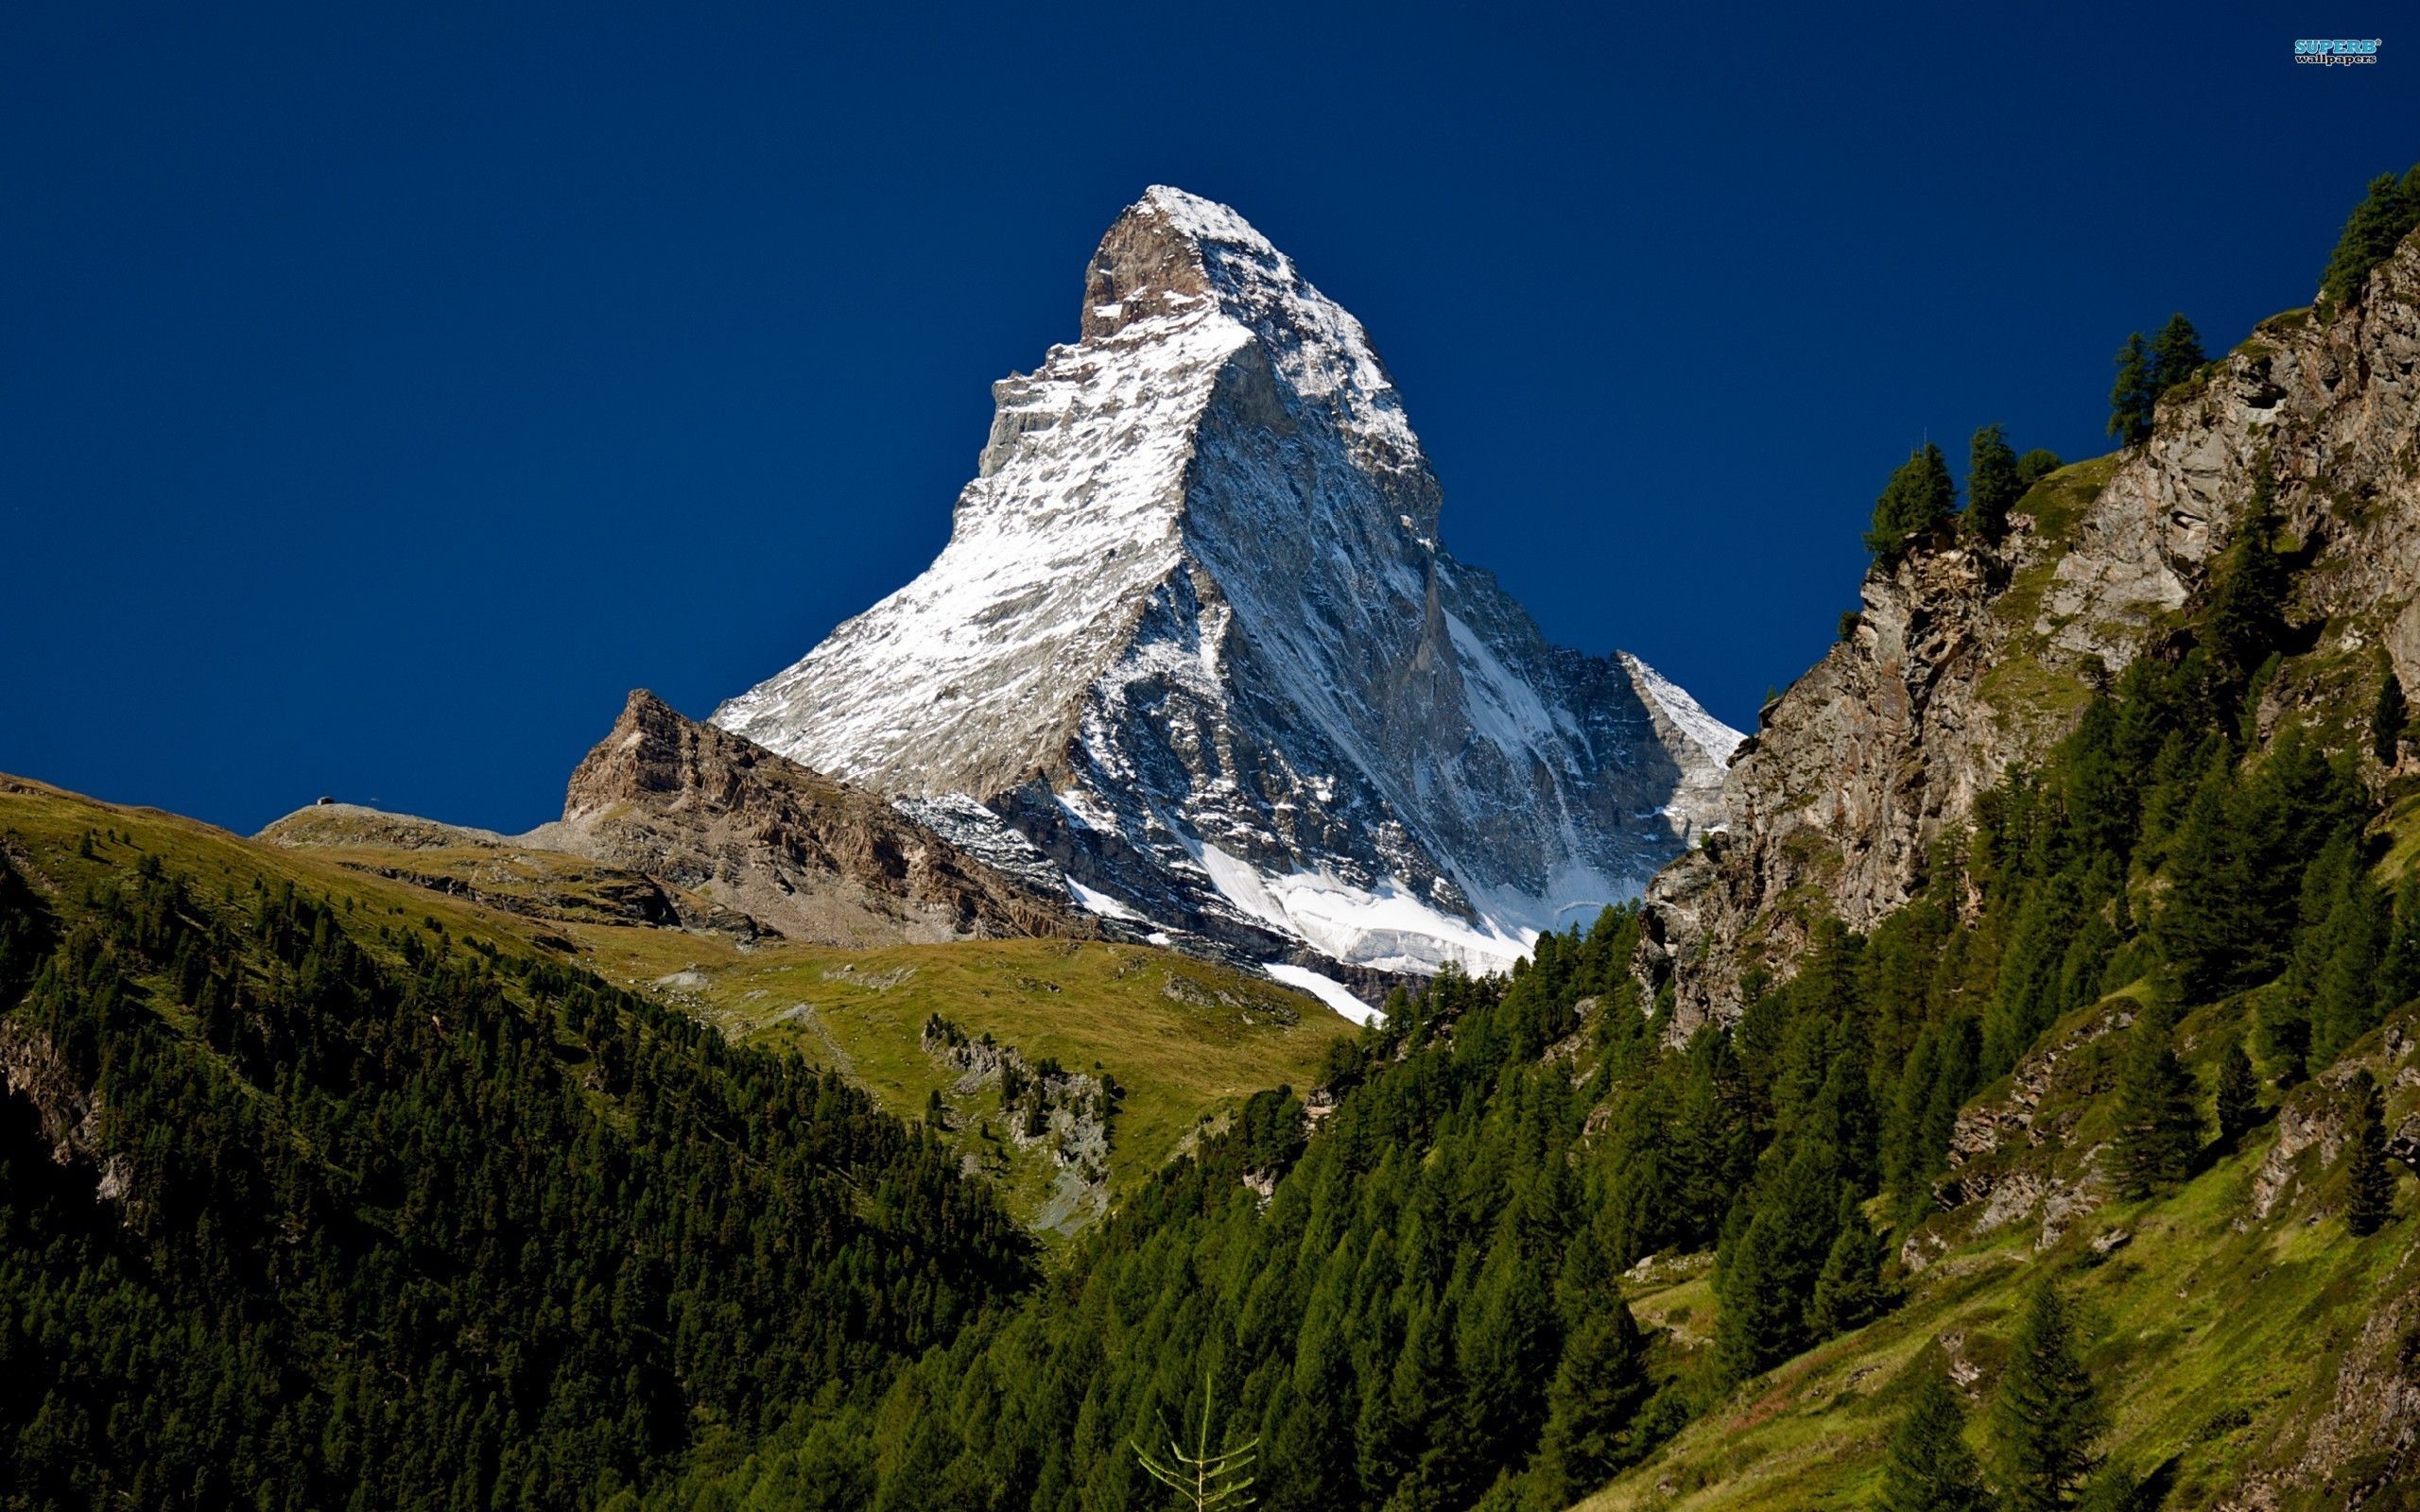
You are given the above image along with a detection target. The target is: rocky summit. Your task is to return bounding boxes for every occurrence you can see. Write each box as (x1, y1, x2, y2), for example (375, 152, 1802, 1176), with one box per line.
(715, 186, 1739, 987)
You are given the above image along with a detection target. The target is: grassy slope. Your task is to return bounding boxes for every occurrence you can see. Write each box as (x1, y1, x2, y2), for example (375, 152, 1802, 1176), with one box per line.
(1573, 998, 2419, 1512)
(572, 925, 1353, 1231)
(1, 777, 1355, 1241)
(1573, 428, 2420, 1509)
(1979, 455, 2123, 744)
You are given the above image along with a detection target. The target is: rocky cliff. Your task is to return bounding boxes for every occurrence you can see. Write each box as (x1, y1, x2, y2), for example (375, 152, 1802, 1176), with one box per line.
(1644, 227, 2420, 1036)
(715, 186, 1739, 983)
(265, 692, 1098, 949)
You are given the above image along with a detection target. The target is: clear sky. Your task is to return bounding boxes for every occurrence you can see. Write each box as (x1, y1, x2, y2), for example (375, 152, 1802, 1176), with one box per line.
(3, 1, 2409, 833)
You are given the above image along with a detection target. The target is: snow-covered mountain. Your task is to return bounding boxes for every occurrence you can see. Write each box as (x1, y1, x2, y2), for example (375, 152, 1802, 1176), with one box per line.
(715, 186, 1738, 989)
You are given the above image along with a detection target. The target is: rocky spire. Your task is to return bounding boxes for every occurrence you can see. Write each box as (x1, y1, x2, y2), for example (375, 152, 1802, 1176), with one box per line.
(715, 188, 1738, 983)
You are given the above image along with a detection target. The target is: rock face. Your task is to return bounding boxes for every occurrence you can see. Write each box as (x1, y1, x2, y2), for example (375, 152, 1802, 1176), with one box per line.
(715, 186, 1739, 978)
(536, 691, 1097, 948)
(1645, 228, 2420, 1035)
(262, 692, 1099, 950)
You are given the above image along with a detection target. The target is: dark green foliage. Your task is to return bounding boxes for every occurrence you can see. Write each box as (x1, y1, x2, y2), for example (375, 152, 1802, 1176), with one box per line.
(2214, 1039, 2260, 1148)
(1866, 443, 1957, 558)
(2373, 664, 2407, 765)
(1713, 1144, 1848, 1380)
(2016, 449, 2065, 490)
(674, 914, 1671, 1512)
(2200, 464, 2289, 699)
(1806, 1210, 1890, 1337)
(1876, 1361, 1989, 1512)
(2111, 999, 2201, 1199)
(2148, 314, 2204, 394)
(1530, 1274, 1651, 1503)
(0, 861, 1030, 1511)
(2154, 727, 2362, 1005)
(2343, 1069, 2394, 1237)
(1992, 1280, 2107, 1512)
(2319, 165, 2420, 317)
(2109, 334, 2155, 446)
(1966, 423, 2021, 543)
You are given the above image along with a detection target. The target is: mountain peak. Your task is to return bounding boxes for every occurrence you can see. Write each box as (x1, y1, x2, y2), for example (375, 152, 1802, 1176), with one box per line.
(716, 194, 1739, 982)
(1079, 186, 1283, 341)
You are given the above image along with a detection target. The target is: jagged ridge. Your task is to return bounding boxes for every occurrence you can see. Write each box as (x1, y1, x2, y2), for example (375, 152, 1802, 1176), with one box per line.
(715, 186, 1740, 984)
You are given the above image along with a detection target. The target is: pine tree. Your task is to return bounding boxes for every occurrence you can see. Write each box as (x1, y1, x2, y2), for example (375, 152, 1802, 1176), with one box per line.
(1806, 1210, 1889, 1338)
(1866, 443, 1958, 558)
(1965, 424, 2021, 543)
(2214, 1039, 2260, 1149)
(1876, 1361, 1990, 1512)
(2108, 335, 2154, 446)
(2343, 1069, 2395, 1237)
(2148, 314, 2204, 394)
(1530, 1301, 1649, 1503)
(1991, 1279, 2106, 1512)
(2319, 166, 2420, 317)
(2202, 461, 2287, 692)
(2152, 752, 2249, 1002)
(2111, 998, 2201, 1198)
(2310, 870, 2389, 1067)
(1713, 1150, 1845, 1381)
(2372, 664, 2407, 765)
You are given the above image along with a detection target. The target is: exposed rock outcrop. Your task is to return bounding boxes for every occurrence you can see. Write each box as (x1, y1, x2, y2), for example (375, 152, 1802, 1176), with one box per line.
(263, 692, 1102, 951)
(1646, 229, 2420, 1035)
(714, 186, 1739, 980)
(538, 691, 1100, 948)
(0, 1017, 131, 1206)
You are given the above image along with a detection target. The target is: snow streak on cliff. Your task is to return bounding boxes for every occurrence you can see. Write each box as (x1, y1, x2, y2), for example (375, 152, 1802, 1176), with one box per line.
(716, 187, 1738, 981)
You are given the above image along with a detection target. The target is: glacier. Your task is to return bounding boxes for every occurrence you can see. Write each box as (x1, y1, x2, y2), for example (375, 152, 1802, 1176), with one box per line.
(714, 185, 1739, 987)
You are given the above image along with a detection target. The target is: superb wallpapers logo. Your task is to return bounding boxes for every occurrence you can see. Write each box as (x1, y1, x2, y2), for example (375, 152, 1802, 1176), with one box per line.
(2296, 37, 2381, 65)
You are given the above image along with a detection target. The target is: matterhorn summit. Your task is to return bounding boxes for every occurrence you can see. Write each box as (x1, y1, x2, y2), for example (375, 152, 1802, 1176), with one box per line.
(715, 186, 1738, 992)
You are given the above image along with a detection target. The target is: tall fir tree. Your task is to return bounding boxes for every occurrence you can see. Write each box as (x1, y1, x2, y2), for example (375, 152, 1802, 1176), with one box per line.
(1876, 1361, 1991, 1512)
(1806, 1209, 1890, 1339)
(1965, 424, 2021, 543)
(2152, 750, 2252, 1002)
(2319, 165, 2420, 317)
(1530, 1299, 1649, 1503)
(2108, 334, 2155, 446)
(1992, 1280, 2106, 1512)
(1866, 443, 1958, 558)
(2372, 663, 2407, 765)
(2214, 1039, 2260, 1149)
(2148, 313, 2205, 394)
(2343, 1069, 2395, 1237)
(2201, 461, 2287, 693)
(2110, 999, 2202, 1199)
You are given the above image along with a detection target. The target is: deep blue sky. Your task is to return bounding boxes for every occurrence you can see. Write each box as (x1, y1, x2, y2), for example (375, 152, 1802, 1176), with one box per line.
(3, 3, 2409, 834)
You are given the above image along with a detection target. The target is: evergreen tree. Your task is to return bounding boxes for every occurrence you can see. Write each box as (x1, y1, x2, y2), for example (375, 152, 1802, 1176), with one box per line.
(2343, 1068, 2395, 1237)
(2372, 663, 2407, 765)
(1991, 1280, 2106, 1512)
(2016, 449, 2065, 490)
(2319, 165, 2420, 317)
(1866, 443, 1958, 558)
(1965, 424, 2021, 543)
(2202, 462, 2287, 692)
(1876, 1361, 1990, 1512)
(2214, 1038, 2260, 1149)
(1806, 1210, 1889, 1338)
(2110, 999, 2201, 1199)
(2148, 314, 2204, 394)
(2309, 868, 2389, 1066)
(1713, 1148, 1846, 1381)
(1530, 1301, 1649, 1503)
(2108, 335, 2155, 446)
